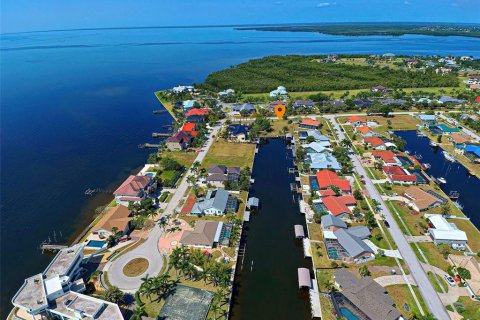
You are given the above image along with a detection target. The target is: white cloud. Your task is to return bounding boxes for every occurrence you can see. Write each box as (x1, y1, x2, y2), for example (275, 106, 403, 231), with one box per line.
(316, 2, 337, 8)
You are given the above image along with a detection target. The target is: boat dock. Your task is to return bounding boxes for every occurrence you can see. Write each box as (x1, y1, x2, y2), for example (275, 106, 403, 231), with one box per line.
(152, 133, 171, 138)
(138, 143, 161, 149)
(40, 243, 68, 252)
(153, 109, 168, 114)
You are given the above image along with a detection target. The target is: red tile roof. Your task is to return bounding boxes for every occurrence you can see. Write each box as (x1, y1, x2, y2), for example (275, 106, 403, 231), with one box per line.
(167, 131, 193, 143)
(382, 166, 417, 182)
(475, 96, 480, 103)
(181, 197, 196, 214)
(372, 150, 397, 164)
(181, 122, 199, 137)
(185, 108, 209, 117)
(355, 126, 373, 134)
(364, 136, 385, 147)
(301, 118, 321, 126)
(315, 170, 351, 192)
(347, 116, 366, 123)
(319, 189, 337, 197)
(114, 175, 152, 196)
(322, 196, 356, 216)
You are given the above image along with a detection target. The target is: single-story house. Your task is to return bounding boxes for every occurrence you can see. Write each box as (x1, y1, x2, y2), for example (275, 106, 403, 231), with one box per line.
(439, 96, 463, 105)
(346, 116, 366, 127)
(232, 103, 255, 114)
(185, 108, 209, 117)
(418, 114, 436, 123)
(181, 122, 199, 137)
(182, 100, 197, 110)
(93, 205, 131, 237)
(383, 166, 417, 185)
(316, 170, 351, 194)
(322, 195, 357, 220)
(166, 131, 193, 151)
(333, 269, 402, 320)
(206, 165, 241, 186)
(448, 255, 480, 299)
(371, 85, 386, 92)
(330, 100, 346, 108)
(306, 153, 342, 171)
(218, 88, 235, 96)
(293, 99, 315, 109)
(299, 130, 330, 146)
(321, 215, 347, 231)
(364, 136, 386, 150)
(355, 126, 376, 137)
(227, 124, 249, 142)
(191, 189, 237, 216)
(403, 187, 446, 211)
(179, 220, 224, 248)
(269, 86, 287, 97)
(450, 133, 472, 148)
(372, 150, 401, 166)
(303, 142, 331, 154)
(354, 98, 373, 108)
(186, 114, 205, 124)
(333, 229, 374, 262)
(113, 175, 154, 205)
(464, 145, 480, 161)
(299, 118, 321, 129)
(268, 101, 285, 112)
(381, 99, 406, 105)
(429, 124, 460, 135)
(428, 214, 468, 245)
(172, 85, 194, 93)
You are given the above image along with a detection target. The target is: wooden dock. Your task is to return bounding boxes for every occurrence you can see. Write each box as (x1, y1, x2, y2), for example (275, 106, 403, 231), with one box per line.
(152, 133, 171, 138)
(138, 143, 161, 149)
(153, 109, 168, 114)
(40, 244, 68, 252)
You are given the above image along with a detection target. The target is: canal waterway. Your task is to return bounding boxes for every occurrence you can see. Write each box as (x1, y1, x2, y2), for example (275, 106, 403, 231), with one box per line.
(395, 130, 480, 229)
(230, 138, 312, 320)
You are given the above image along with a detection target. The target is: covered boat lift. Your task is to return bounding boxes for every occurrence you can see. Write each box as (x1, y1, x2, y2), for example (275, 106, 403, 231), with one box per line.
(297, 268, 311, 289)
(294, 225, 305, 239)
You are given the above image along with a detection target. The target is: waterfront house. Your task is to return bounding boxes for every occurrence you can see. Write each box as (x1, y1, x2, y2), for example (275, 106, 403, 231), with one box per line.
(333, 269, 402, 320)
(450, 133, 472, 149)
(191, 189, 236, 216)
(298, 130, 330, 146)
(93, 205, 131, 238)
(179, 220, 225, 248)
(322, 195, 357, 220)
(11, 244, 124, 320)
(293, 99, 315, 109)
(186, 114, 205, 124)
(372, 150, 401, 166)
(383, 166, 417, 185)
(448, 255, 480, 300)
(464, 145, 480, 162)
(331, 229, 374, 262)
(321, 215, 347, 231)
(232, 103, 255, 114)
(346, 116, 366, 127)
(185, 108, 209, 117)
(364, 136, 386, 150)
(269, 86, 287, 98)
(172, 85, 194, 93)
(418, 114, 437, 124)
(355, 126, 376, 137)
(299, 118, 321, 129)
(403, 187, 446, 212)
(429, 123, 460, 135)
(181, 122, 199, 137)
(316, 170, 351, 194)
(166, 131, 193, 151)
(206, 165, 241, 187)
(427, 214, 468, 246)
(182, 100, 197, 110)
(227, 124, 249, 142)
(303, 142, 331, 154)
(306, 153, 342, 171)
(113, 175, 154, 205)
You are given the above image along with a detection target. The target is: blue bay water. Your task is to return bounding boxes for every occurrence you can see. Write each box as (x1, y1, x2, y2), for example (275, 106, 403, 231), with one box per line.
(1, 26, 479, 317)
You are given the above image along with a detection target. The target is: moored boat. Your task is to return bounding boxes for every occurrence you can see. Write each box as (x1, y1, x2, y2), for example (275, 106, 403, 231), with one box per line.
(437, 177, 447, 184)
(442, 151, 456, 162)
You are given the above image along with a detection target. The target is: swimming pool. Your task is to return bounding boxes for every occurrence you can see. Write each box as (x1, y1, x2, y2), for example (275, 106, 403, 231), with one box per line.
(327, 247, 339, 260)
(87, 240, 106, 248)
(309, 176, 319, 191)
(339, 307, 360, 320)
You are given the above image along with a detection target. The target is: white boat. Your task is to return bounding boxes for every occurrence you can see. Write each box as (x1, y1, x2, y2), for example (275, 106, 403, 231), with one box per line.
(437, 177, 447, 184)
(442, 151, 456, 162)
(453, 201, 464, 210)
(429, 141, 438, 147)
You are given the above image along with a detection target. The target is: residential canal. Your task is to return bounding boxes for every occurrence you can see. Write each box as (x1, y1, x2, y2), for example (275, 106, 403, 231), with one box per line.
(230, 138, 312, 320)
(395, 130, 480, 229)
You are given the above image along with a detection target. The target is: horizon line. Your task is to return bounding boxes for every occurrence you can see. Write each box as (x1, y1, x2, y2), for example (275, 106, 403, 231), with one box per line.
(2, 21, 479, 36)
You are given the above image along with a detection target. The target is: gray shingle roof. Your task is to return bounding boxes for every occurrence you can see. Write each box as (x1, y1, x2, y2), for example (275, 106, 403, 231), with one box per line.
(346, 226, 371, 239)
(321, 215, 347, 229)
(334, 229, 373, 258)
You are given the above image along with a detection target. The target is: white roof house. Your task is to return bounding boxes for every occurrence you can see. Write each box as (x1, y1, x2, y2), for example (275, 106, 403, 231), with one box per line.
(428, 214, 468, 244)
(270, 86, 287, 97)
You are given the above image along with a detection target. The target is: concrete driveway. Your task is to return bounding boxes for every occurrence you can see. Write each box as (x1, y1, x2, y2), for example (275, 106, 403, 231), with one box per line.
(105, 124, 222, 292)
(324, 115, 450, 320)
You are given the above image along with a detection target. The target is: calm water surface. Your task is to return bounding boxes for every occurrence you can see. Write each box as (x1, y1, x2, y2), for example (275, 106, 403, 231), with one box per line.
(1, 26, 479, 317)
(395, 130, 480, 228)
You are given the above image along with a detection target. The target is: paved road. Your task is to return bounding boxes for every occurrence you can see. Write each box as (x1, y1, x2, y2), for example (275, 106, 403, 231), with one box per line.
(106, 124, 222, 292)
(437, 112, 480, 141)
(325, 115, 450, 320)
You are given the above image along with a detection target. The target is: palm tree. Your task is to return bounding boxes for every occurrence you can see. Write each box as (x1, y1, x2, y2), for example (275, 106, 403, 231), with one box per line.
(341, 138, 352, 148)
(191, 161, 200, 173)
(130, 306, 146, 320)
(146, 209, 157, 223)
(158, 216, 169, 229)
(101, 286, 124, 304)
(210, 302, 220, 320)
(139, 274, 154, 301)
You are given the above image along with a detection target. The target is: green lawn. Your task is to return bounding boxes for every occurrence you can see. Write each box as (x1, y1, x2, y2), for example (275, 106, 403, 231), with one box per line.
(454, 296, 480, 319)
(386, 284, 427, 319)
(202, 140, 256, 169)
(427, 271, 447, 293)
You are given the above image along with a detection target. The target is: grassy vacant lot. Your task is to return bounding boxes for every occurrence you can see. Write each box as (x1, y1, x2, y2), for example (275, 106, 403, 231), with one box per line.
(320, 296, 337, 320)
(162, 150, 198, 168)
(316, 269, 334, 292)
(202, 140, 256, 169)
(308, 222, 323, 241)
(415, 243, 451, 272)
(154, 91, 177, 120)
(123, 258, 149, 277)
(339, 114, 421, 133)
(386, 285, 426, 319)
(312, 242, 332, 268)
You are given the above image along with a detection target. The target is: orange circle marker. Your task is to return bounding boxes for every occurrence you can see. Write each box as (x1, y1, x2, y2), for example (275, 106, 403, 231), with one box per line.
(274, 104, 286, 120)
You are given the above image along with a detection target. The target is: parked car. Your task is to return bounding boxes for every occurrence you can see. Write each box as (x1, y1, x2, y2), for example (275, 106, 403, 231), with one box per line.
(119, 235, 131, 243)
(383, 220, 390, 228)
(444, 274, 456, 287)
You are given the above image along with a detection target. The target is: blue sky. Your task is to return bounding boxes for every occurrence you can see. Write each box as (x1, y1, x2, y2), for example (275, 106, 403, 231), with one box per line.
(1, 0, 478, 33)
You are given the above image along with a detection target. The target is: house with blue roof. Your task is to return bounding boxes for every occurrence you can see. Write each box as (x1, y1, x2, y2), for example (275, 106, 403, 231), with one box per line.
(191, 189, 236, 216)
(439, 96, 463, 105)
(429, 124, 460, 135)
(303, 142, 331, 154)
(306, 153, 342, 171)
(227, 124, 249, 142)
(232, 103, 255, 114)
(464, 145, 480, 162)
(354, 98, 373, 108)
(182, 100, 196, 110)
(418, 114, 437, 124)
(299, 130, 331, 147)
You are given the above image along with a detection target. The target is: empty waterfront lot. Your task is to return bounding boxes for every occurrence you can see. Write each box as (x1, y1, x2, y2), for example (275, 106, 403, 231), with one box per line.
(201, 140, 256, 169)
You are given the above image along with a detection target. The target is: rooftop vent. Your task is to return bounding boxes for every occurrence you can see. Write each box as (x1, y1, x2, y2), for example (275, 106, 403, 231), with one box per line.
(34, 279, 40, 284)
(36, 299, 43, 304)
